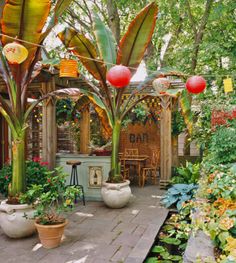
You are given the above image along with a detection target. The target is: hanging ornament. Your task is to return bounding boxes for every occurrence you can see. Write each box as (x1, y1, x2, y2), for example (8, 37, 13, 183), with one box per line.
(59, 59, 78, 78)
(106, 65, 131, 88)
(152, 77, 171, 95)
(186, 76, 206, 94)
(223, 77, 233, 93)
(3, 42, 28, 64)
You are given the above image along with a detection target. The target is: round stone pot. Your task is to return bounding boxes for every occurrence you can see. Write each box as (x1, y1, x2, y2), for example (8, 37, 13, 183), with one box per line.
(35, 220, 68, 249)
(0, 200, 36, 238)
(101, 180, 132, 208)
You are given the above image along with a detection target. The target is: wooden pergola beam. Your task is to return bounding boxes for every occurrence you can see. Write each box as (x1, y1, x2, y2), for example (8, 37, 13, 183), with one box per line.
(41, 78, 57, 170)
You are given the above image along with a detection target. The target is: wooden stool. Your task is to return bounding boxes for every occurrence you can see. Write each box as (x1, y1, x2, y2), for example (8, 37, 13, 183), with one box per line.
(66, 160, 85, 205)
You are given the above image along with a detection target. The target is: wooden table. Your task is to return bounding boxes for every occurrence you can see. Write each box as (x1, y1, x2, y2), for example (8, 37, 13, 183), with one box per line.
(119, 154, 149, 186)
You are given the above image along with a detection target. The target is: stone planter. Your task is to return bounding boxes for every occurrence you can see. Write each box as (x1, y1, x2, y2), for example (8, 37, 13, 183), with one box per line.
(101, 180, 131, 208)
(35, 219, 68, 249)
(0, 200, 36, 238)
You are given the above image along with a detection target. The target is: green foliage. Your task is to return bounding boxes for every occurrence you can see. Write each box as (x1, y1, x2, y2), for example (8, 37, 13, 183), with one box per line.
(161, 184, 198, 211)
(122, 103, 149, 127)
(56, 98, 80, 125)
(171, 161, 200, 185)
(208, 123, 236, 165)
(20, 167, 81, 225)
(172, 110, 185, 136)
(0, 159, 49, 197)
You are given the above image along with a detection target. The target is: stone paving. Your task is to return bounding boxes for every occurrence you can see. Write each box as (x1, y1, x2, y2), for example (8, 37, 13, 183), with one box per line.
(0, 186, 167, 263)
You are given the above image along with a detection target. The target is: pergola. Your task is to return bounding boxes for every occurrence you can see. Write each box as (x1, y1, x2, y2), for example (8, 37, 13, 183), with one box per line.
(0, 70, 185, 188)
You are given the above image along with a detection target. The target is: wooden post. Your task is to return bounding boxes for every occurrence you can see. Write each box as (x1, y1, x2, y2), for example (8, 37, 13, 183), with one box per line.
(160, 95, 172, 189)
(41, 78, 57, 170)
(80, 106, 90, 154)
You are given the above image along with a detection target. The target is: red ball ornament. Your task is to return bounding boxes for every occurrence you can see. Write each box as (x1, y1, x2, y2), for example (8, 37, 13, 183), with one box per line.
(186, 76, 206, 94)
(106, 65, 131, 88)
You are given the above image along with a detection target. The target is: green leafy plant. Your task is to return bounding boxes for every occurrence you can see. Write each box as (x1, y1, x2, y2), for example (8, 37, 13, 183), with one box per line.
(20, 167, 81, 225)
(171, 161, 200, 184)
(0, 159, 49, 197)
(58, 3, 184, 183)
(208, 124, 236, 165)
(161, 184, 198, 210)
(0, 0, 79, 202)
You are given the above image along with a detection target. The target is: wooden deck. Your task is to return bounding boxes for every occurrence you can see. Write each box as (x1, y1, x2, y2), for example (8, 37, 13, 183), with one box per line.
(0, 186, 167, 263)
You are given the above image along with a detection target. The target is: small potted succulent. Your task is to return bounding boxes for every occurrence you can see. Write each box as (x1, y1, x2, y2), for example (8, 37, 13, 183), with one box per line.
(21, 167, 80, 249)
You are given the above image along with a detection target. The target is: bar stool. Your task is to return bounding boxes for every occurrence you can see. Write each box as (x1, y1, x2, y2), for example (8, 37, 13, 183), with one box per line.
(66, 160, 85, 205)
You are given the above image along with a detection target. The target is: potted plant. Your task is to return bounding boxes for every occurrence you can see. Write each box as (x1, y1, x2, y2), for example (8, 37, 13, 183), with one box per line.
(0, 0, 80, 238)
(20, 167, 80, 249)
(58, 3, 184, 208)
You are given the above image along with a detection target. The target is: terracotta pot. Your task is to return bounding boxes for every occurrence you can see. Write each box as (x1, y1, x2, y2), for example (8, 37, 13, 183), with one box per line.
(35, 220, 68, 249)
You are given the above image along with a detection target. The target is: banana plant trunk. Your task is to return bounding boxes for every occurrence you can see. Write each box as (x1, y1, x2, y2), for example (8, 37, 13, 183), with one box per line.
(11, 132, 26, 197)
(110, 119, 123, 182)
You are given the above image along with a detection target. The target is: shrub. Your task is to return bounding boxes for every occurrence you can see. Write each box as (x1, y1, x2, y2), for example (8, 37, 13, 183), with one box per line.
(171, 161, 200, 184)
(0, 158, 49, 197)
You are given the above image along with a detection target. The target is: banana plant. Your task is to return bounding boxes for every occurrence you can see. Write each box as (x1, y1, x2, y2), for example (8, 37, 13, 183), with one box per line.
(58, 2, 184, 183)
(0, 0, 80, 200)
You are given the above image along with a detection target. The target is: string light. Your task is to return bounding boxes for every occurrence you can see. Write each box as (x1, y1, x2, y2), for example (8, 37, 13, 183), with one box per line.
(0, 32, 235, 79)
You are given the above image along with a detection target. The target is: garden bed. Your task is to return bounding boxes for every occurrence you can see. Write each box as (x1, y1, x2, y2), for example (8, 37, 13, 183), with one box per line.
(144, 210, 191, 263)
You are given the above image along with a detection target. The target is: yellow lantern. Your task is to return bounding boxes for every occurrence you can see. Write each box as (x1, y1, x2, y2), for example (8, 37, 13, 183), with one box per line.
(3, 42, 28, 64)
(59, 59, 78, 78)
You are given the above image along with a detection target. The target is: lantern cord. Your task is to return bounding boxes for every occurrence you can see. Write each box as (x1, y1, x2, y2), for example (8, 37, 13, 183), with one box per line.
(0, 33, 235, 78)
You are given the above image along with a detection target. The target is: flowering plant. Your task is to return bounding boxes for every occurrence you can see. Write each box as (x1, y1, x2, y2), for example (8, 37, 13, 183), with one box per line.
(0, 158, 49, 198)
(20, 166, 81, 225)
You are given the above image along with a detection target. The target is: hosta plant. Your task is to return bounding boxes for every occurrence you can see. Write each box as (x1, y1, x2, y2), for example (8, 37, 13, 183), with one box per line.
(161, 184, 198, 210)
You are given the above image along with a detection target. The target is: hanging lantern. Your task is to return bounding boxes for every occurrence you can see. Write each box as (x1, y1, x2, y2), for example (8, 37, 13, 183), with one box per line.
(3, 42, 28, 64)
(186, 76, 206, 94)
(59, 59, 78, 78)
(152, 77, 170, 95)
(106, 65, 131, 88)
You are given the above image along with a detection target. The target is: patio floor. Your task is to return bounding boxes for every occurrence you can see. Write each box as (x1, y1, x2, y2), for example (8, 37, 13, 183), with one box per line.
(0, 186, 168, 263)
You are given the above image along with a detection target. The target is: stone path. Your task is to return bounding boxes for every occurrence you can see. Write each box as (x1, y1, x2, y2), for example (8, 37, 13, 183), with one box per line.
(0, 186, 167, 263)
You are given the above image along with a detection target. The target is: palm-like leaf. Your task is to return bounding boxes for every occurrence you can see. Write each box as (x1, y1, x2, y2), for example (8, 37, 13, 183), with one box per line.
(74, 95, 112, 137)
(93, 12, 117, 70)
(117, 2, 158, 71)
(58, 28, 107, 85)
(1, 0, 51, 85)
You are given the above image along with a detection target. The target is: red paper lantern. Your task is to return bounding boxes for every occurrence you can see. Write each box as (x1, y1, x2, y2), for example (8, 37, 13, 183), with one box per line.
(186, 76, 206, 94)
(106, 65, 131, 88)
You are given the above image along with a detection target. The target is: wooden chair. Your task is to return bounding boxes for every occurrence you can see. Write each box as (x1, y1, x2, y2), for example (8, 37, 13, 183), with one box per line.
(119, 157, 130, 180)
(124, 148, 139, 179)
(141, 149, 160, 187)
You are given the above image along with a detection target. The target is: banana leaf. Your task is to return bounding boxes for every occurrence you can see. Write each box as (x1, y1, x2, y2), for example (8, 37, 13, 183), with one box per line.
(117, 2, 158, 71)
(1, 0, 51, 86)
(74, 95, 112, 137)
(93, 12, 117, 70)
(42, 0, 73, 38)
(179, 89, 193, 135)
(58, 28, 107, 86)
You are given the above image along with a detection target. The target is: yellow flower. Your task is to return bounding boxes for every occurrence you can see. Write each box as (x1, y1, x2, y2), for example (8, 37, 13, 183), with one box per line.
(219, 217, 234, 230)
(65, 199, 71, 205)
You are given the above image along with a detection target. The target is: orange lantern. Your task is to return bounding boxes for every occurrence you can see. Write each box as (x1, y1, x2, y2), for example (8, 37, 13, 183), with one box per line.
(59, 59, 78, 78)
(3, 42, 28, 64)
